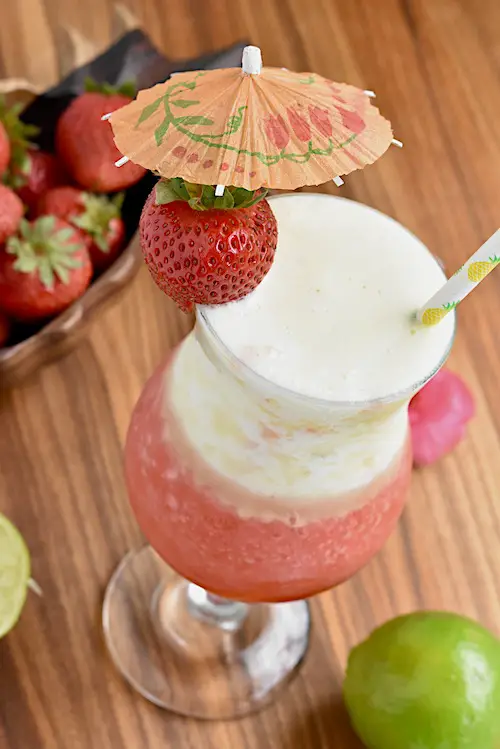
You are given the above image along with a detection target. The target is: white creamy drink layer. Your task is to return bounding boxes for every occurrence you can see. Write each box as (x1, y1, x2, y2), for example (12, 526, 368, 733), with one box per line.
(204, 194, 455, 402)
(168, 194, 454, 503)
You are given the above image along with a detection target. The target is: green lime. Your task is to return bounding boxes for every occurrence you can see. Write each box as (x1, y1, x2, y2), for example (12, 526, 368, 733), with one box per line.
(0, 513, 30, 638)
(344, 612, 500, 749)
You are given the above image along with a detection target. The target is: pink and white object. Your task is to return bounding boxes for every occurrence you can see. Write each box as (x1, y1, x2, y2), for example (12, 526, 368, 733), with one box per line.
(409, 368, 475, 467)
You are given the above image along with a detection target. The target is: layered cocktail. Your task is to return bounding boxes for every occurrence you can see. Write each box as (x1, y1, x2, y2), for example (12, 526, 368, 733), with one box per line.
(105, 193, 455, 717)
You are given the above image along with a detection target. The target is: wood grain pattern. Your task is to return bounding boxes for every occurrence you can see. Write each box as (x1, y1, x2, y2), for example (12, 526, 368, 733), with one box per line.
(1, 1, 500, 747)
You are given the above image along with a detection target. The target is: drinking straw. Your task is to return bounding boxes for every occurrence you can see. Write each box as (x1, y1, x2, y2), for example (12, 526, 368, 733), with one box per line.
(418, 229, 500, 325)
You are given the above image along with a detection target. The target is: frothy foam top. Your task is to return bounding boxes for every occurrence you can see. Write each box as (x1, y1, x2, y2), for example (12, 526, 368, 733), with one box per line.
(203, 194, 454, 402)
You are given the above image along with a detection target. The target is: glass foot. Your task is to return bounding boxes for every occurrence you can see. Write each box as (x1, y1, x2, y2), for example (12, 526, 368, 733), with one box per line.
(102, 546, 311, 719)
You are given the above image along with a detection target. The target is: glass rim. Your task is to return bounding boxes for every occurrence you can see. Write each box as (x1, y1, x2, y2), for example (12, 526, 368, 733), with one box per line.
(196, 192, 456, 410)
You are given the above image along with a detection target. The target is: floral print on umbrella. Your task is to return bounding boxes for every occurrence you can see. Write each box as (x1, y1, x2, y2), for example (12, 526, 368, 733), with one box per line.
(263, 115, 290, 150)
(263, 100, 365, 150)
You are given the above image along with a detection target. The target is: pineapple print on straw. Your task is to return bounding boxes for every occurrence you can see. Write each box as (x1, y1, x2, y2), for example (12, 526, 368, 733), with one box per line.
(418, 229, 500, 326)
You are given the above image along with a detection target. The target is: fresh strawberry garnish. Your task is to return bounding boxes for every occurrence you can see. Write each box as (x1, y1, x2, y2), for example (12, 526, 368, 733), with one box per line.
(56, 79, 146, 192)
(0, 184, 23, 243)
(36, 187, 126, 271)
(409, 368, 475, 466)
(0, 309, 11, 347)
(0, 121, 10, 176)
(139, 178, 278, 312)
(0, 216, 92, 321)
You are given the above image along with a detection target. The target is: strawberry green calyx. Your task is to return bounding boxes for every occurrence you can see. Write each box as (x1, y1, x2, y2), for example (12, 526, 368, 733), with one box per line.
(0, 97, 40, 187)
(6, 216, 84, 289)
(155, 177, 268, 211)
(72, 192, 124, 252)
(84, 77, 136, 98)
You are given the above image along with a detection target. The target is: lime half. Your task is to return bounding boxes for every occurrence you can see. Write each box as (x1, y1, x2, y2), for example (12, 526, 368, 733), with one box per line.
(0, 513, 30, 638)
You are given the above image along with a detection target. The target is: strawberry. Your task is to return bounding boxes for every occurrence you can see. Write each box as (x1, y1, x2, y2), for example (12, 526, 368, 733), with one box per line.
(36, 187, 126, 271)
(0, 309, 11, 347)
(409, 368, 475, 467)
(0, 185, 23, 243)
(0, 121, 10, 176)
(139, 179, 278, 312)
(0, 216, 92, 321)
(0, 98, 64, 211)
(56, 79, 146, 192)
(35, 186, 85, 224)
(14, 150, 68, 212)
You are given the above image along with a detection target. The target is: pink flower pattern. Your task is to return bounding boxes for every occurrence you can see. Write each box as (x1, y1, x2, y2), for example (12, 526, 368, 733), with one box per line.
(337, 107, 366, 134)
(286, 107, 311, 142)
(308, 106, 333, 138)
(263, 115, 290, 150)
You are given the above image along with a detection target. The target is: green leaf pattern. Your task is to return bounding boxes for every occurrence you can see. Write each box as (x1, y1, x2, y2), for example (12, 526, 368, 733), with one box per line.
(136, 98, 162, 126)
(171, 99, 199, 109)
(154, 119, 170, 146)
(176, 115, 214, 126)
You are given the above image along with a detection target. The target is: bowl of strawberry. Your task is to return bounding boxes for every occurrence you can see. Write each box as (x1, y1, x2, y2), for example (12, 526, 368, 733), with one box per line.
(0, 32, 247, 386)
(0, 82, 149, 385)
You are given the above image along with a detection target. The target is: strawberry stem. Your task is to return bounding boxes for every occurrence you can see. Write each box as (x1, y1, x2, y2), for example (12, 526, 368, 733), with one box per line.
(6, 216, 84, 289)
(72, 192, 123, 253)
(0, 97, 40, 188)
(155, 177, 268, 211)
(84, 77, 136, 98)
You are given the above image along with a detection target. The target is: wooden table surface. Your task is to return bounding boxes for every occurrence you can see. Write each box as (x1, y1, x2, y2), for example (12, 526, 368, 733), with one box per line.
(2, 1, 500, 747)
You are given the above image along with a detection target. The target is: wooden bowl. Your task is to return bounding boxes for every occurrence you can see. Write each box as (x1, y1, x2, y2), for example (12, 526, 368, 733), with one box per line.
(0, 234, 141, 388)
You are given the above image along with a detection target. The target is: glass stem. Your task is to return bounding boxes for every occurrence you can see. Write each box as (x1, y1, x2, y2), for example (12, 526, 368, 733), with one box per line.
(186, 583, 249, 632)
